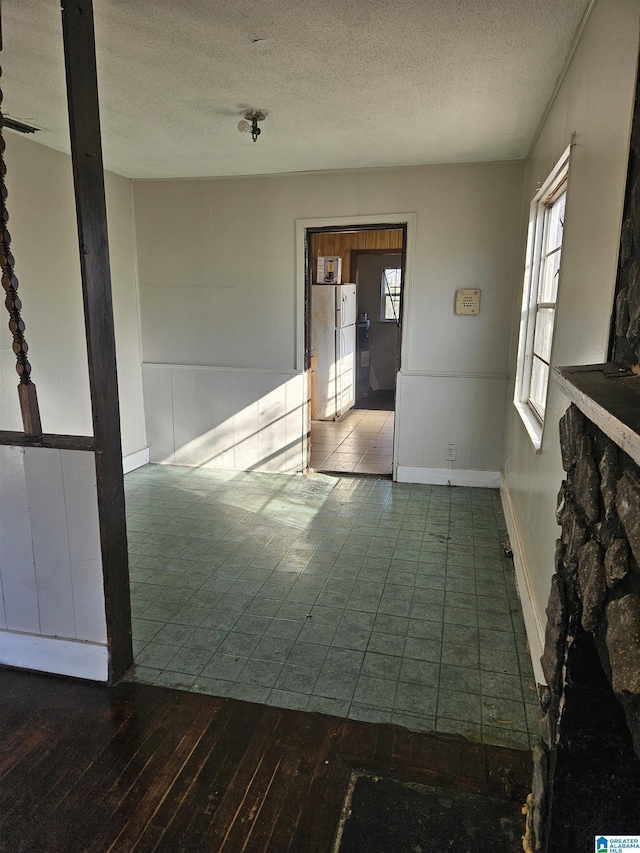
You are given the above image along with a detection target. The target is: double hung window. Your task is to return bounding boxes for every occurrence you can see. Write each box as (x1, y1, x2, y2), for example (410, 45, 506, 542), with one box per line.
(514, 146, 570, 448)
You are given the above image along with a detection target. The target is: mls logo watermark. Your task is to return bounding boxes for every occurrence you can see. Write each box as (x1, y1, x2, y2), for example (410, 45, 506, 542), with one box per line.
(596, 837, 640, 852)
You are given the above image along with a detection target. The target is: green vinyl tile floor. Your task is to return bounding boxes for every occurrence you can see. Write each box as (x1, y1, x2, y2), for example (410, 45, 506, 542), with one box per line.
(124, 464, 539, 750)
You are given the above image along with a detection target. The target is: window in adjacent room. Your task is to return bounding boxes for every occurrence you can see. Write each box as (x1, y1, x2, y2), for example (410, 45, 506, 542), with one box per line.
(514, 145, 570, 449)
(380, 266, 402, 322)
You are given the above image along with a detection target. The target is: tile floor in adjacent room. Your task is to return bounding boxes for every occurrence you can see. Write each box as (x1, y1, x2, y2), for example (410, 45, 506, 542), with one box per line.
(126, 464, 539, 750)
(310, 409, 394, 475)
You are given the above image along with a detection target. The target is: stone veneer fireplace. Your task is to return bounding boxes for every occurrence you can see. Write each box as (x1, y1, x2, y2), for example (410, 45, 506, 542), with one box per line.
(528, 385, 640, 852)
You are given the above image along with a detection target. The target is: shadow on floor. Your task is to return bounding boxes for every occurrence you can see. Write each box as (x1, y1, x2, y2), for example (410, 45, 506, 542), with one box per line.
(354, 390, 396, 411)
(336, 774, 524, 852)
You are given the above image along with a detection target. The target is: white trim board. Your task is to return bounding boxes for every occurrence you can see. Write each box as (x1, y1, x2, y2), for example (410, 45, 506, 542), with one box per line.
(123, 447, 150, 474)
(401, 370, 509, 380)
(395, 466, 500, 488)
(500, 473, 545, 686)
(0, 631, 109, 681)
(143, 363, 303, 376)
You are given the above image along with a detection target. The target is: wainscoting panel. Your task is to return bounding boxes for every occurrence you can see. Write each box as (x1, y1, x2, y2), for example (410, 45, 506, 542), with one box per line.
(142, 364, 307, 474)
(0, 444, 108, 680)
(395, 370, 508, 483)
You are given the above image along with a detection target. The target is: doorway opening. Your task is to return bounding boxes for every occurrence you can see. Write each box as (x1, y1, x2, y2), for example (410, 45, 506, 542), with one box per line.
(306, 225, 406, 476)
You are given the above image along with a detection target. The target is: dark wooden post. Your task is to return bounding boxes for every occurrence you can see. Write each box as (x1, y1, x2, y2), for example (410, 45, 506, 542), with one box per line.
(60, 0, 132, 681)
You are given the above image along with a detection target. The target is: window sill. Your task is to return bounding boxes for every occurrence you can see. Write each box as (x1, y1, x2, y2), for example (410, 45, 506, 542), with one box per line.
(514, 400, 543, 452)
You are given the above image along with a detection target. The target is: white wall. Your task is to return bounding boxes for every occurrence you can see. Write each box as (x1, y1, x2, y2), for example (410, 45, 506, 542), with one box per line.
(502, 0, 639, 680)
(396, 372, 507, 487)
(0, 132, 146, 681)
(0, 445, 108, 680)
(0, 133, 147, 461)
(134, 160, 524, 480)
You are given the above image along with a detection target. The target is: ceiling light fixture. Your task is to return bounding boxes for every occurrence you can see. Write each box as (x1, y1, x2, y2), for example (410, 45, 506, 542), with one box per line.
(237, 110, 267, 142)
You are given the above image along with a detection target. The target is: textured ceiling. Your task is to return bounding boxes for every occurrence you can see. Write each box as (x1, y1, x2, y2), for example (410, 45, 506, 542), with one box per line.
(1, 0, 591, 179)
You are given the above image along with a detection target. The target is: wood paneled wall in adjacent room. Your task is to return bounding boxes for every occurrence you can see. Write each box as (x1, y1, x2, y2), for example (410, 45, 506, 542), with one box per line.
(311, 228, 403, 283)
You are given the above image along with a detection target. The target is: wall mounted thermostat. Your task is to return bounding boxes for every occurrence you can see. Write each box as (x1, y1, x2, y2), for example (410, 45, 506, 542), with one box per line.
(455, 288, 481, 315)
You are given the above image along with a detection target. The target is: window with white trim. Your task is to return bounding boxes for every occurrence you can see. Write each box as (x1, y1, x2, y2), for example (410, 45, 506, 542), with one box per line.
(380, 266, 402, 322)
(514, 146, 570, 449)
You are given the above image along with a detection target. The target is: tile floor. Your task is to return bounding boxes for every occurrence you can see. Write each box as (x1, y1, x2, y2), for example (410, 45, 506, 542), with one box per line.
(310, 409, 394, 475)
(125, 464, 539, 750)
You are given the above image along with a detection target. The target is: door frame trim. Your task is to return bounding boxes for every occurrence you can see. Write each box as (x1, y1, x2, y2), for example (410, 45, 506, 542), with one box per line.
(295, 212, 418, 478)
(295, 213, 417, 372)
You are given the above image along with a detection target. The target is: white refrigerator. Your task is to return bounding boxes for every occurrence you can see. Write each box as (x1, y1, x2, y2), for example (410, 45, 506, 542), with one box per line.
(311, 283, 357, 420)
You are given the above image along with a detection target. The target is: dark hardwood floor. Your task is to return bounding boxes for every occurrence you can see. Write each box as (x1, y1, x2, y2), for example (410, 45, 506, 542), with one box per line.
(0, 667, 531, 852)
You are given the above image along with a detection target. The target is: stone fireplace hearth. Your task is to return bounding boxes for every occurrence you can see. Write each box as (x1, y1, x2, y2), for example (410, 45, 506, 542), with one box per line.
(528, 383, 640, 852)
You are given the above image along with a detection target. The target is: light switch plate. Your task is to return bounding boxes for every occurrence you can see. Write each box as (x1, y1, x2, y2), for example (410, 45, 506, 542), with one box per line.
(455, 288, 481, 315)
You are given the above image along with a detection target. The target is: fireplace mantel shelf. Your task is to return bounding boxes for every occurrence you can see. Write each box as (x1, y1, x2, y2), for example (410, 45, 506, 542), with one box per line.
(554, 363, 640, 467)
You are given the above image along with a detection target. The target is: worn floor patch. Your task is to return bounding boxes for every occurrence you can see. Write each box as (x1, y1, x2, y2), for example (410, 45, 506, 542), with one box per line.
(335, 773, 523, 853)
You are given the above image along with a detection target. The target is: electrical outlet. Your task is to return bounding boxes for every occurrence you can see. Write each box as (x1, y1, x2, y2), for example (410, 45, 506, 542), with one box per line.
(445, 443, 456, 461)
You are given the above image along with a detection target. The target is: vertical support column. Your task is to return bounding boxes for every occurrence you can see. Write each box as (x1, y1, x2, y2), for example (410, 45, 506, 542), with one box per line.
(60, 0, 132, 681)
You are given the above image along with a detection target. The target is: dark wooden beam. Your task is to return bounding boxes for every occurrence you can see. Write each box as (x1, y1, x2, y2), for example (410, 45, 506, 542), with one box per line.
(60, 0, 132, 682)
(0, 431, 94, 451)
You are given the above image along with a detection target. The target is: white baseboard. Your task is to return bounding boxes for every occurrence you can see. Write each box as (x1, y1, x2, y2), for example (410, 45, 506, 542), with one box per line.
(0, 631, 109, 681)
(395, 466, 501, 488)
(500, 473, 546, 686)
(123, 447, 150, 474)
